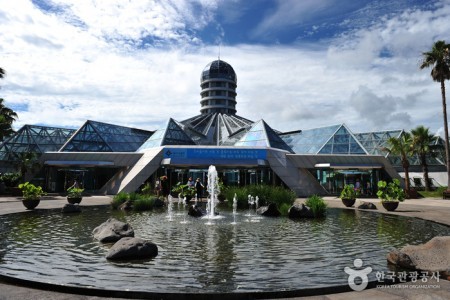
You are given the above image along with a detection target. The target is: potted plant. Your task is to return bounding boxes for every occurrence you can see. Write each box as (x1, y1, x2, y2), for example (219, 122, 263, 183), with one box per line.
(67, 187, 84, 204)
(340, 184, 358, 207)
(18, 182, 46, 210)
(376, 179, 405, 211)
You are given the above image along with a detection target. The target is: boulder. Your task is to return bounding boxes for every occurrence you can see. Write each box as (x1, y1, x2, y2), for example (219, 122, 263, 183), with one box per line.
(153, 198, 165, 208)
(387, 236, 450, 272)
(188, 204, 205, 217)
(93, 218, 134, 243)
(106, 237, 158, 260)
(357, 202, 377, 210)
(61, 203, 81, 213)
(256, 203, 281, 217)
(118, 200, 133, 211)
(288, 204, 314, 219)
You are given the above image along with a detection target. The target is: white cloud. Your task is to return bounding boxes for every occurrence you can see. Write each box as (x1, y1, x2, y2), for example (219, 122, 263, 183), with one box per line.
(1, 0, 450, 138)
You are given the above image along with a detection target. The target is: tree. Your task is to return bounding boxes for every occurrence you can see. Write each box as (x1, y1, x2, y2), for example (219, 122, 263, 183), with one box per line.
(13, 151, 41, 183)
(420, 40, 450, 189)
(384, 132, 413, 195)
(0, 98, 18, 141)
(0, 68, 17, 141)
(411, 125, 436, 191)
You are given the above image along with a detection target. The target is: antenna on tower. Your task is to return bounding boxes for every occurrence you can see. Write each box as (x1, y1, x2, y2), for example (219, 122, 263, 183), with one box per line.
(218, 43, 221, 61)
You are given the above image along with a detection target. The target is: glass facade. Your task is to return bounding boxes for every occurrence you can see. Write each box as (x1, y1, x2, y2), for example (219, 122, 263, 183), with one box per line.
(235, 120, 293, 152)
(201, 60, 237, 82)
(281, 124, 366, 154)
(61, 120, 153, 152)
(311, 168, 381, 196)
(138, 118, 195, 151)
(0, 125, 75, 161)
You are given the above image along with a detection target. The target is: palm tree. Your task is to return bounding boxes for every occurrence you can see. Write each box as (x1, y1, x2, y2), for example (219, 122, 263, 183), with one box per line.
(13, 151, 41, 183)
(384, 132, 413, 195)
(420, 40, 450, 189)
(411, 125, 436, 191)
(0, 98, 18, 141)
(0, 67, 5, 79)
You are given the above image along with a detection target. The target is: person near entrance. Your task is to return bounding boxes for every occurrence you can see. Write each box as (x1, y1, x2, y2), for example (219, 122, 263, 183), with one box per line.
(195, 178, 204, 201)
(187, 177, 194, 188)
(160, 176, 169, 201)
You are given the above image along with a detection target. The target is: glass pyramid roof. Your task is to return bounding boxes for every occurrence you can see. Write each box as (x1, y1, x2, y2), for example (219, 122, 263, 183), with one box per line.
(234, 119, 293, 152)
(281, 124, 367, 154)
(180, 113, 254, 145)
(60, 120, 153, 152)
(138, 118, 195, 151)
(354, 130, 403, 156)
(0, 125, 75, 161)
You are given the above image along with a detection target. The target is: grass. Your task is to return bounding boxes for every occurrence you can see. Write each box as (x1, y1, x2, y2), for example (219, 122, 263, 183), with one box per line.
(304, 194, 327, 218)
(223, 185, 296, 210)
(133, 195, 156, 211)
(417, 186, 447, 198)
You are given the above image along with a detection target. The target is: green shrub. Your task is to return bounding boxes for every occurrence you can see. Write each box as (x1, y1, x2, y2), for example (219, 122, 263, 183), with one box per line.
(223, 185, 296, 209)
(111, 192, 129, 209)
(376, 179, 405, 202)
(279, 203, 291, 216)
(133, 196, 156, 211)
(1, 173, 21, 187)
(304, 195, 327, 218)
(18, 182, 46, 200)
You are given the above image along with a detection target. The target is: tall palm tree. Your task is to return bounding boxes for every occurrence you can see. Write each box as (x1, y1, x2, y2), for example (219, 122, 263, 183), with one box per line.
(420, 40, 450, 189)
(384, 132, 413, 195)
(411, 125, 436, 191)
(0, 98, 18, 141)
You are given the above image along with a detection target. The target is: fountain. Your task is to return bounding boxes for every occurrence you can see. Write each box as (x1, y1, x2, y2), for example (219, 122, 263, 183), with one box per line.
(166, 194, 174, 221)
(2, 179, 450, 297)
(205, 165, 222, 221)
(231, 193, 238, 225)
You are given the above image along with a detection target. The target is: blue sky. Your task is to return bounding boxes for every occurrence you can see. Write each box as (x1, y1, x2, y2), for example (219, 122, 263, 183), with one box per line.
(1, 0, 450, 135)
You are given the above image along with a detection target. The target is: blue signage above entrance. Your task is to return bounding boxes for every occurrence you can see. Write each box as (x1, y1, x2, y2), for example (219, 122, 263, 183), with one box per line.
(163, 148, 267, 160)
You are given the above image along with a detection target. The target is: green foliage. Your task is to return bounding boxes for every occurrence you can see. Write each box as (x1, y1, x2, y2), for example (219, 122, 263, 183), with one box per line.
(18, 182, 46, 200)
(304, 195, 327, 218)
(376, 179, 405, 202)
(141, 182, 153, 195)
(111, 192, 129, 209)
(278, 203, 291, 216)
(340, 184, 358, 200)
(111, 192, 157, 211)
(418, 186, 447, 198)
(133, 195, 156, 211)
(223, 185, 296, 209)
(0, 172, 21, 187)
(67, 187, 84, 198)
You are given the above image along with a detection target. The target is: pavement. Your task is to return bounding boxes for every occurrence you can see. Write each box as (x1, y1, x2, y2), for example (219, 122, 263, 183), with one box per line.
(0, 195, 449, 299)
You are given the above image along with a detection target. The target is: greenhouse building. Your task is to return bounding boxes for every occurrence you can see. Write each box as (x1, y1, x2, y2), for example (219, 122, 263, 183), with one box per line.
(0, 60, 446, 196)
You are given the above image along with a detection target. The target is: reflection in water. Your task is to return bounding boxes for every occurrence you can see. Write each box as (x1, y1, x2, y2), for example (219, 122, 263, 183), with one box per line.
(0, 206, 449, 293)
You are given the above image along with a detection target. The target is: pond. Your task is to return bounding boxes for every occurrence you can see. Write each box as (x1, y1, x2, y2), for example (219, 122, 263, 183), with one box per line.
(0, 205, 449, 294)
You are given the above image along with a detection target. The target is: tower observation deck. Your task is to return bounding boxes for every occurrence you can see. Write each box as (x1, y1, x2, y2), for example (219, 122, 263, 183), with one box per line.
(200, 60, 237, 115)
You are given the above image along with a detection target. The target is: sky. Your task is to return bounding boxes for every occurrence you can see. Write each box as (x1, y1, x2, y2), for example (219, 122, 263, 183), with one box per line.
(1, 0, 450, 136)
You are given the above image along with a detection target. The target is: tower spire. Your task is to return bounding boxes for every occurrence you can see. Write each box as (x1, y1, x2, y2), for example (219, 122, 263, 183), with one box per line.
(218, 44, 221, 61)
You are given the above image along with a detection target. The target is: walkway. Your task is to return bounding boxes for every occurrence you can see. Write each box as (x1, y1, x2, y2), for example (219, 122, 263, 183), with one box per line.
(0, 195, 449, 299)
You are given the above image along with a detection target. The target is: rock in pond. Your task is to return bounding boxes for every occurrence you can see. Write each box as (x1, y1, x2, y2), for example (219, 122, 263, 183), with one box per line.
(61, 203, 81, 213)
(387, 236, 450, 272)
(106, 237, 158, 260)
(257, 203, 281, 217)
(93, 218, 134, 243)
(357, 202, 377, 210)
(288, 203, 314, 218)
(188, 204, 206, 217)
